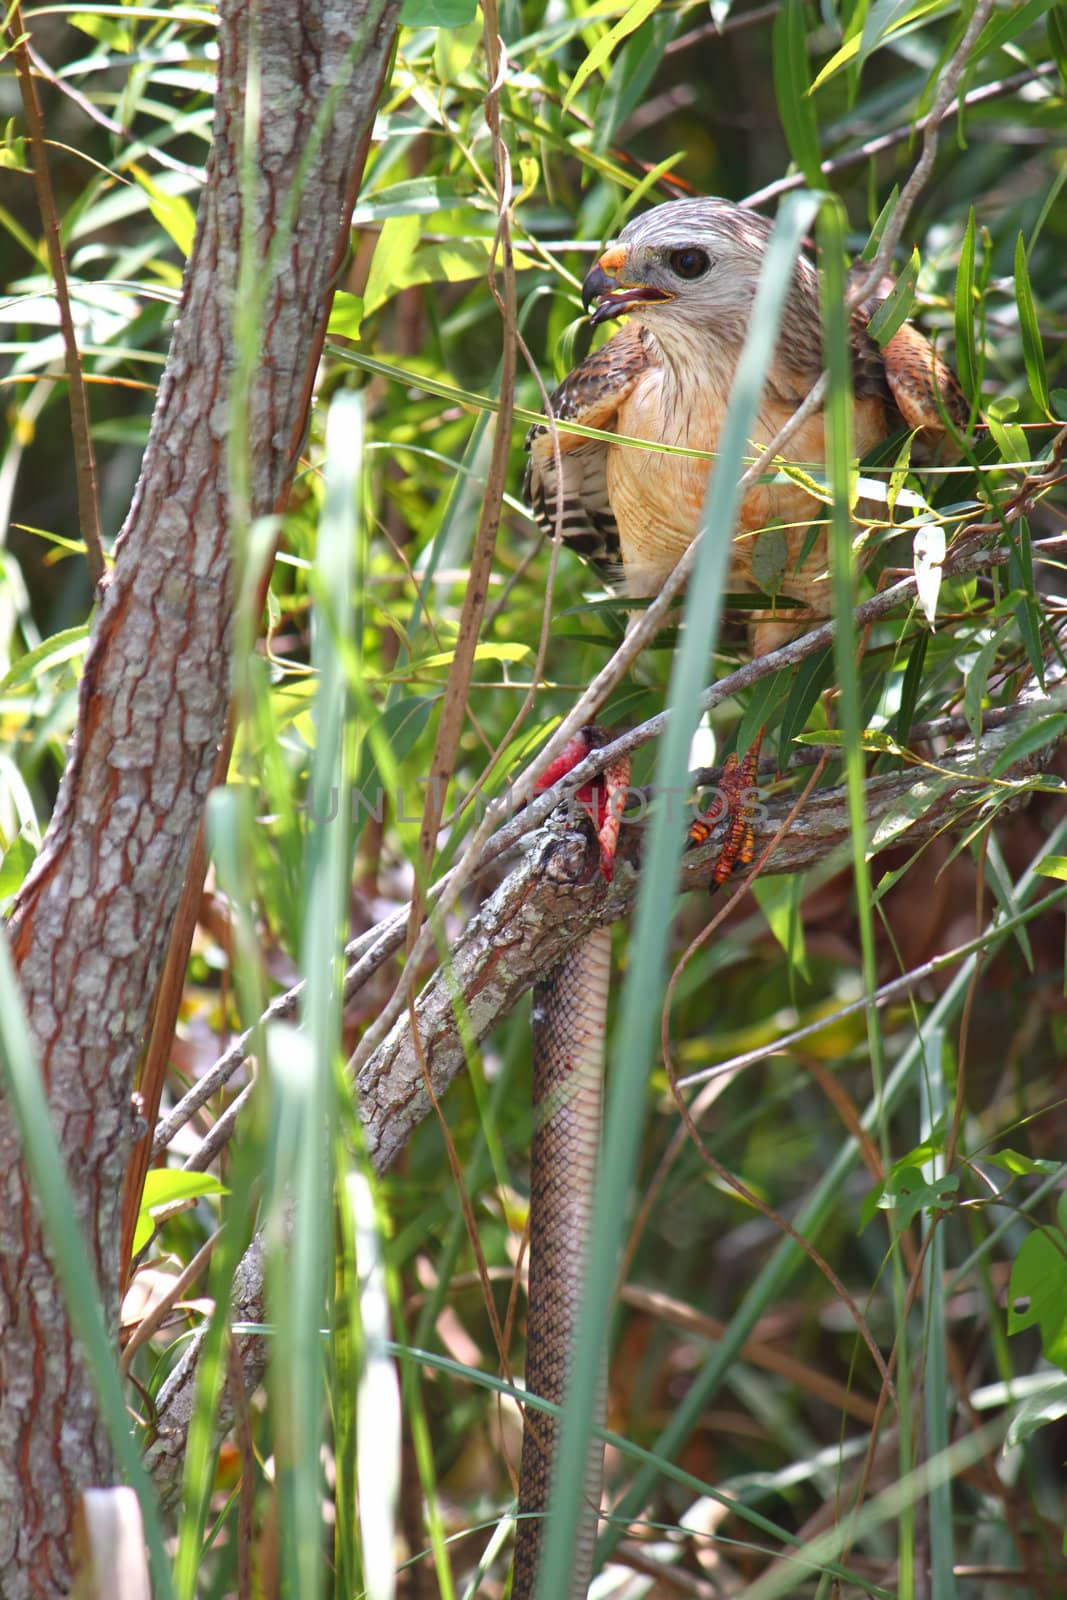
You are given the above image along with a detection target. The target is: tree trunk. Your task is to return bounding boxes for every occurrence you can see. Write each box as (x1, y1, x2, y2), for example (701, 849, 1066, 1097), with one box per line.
(0, 1, 401, 1591)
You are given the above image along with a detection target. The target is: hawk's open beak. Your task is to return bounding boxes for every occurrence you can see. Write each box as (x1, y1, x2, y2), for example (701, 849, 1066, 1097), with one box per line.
(582, 250, 674, 326)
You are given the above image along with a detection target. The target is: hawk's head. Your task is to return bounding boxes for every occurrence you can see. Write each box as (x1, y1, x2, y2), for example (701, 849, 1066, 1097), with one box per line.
(582, 198, 817, 353)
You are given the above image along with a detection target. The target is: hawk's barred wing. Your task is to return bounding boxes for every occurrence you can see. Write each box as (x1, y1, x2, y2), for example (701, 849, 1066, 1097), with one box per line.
(523, 322, 657, 587)
(849, 274, 970, 460)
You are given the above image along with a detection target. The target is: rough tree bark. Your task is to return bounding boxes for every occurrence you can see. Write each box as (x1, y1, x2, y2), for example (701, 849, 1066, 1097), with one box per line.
(0, 1, 401, 1591)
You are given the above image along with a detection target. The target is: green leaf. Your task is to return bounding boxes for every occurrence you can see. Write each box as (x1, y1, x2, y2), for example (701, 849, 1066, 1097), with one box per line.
(750, 524, 790, 597)
(390, 640, 531, 679)
(989, 714, 1067, 780)
(780, 647, 834, 749)
(327, 292, 364, 341)
(362, 215, 422, 318)
(591, 8, 679, 152)
(399, 0, 477, 26)
(1009, 1227, 1067, 1371)
(954, 208, 978, 404)
(862, 1163, 958, 1232)
(752, 875, 809, 979)
(984, 395, 1028, 463)
(772, 0, 821, 186)
(893, 628, 928, 746)
(134, 1170, 229, 1254)
(0, 624, 89, 695)
(963, 622, 1011, 743)
(1036, 855, 1067, 881)
(1008, 518, 1046, 690)
(737, 665, 794, 756)
(364, 229, 536, 316)
(983, 1148, 1059, 1177)
(810, 0, 945, 89)
(867, 247, 920, 348)
(1051, 2, 1067, 94)
(860, 186, 899, 263)
(563, 0, 662, 111)
(0, 833, 36, 900)
(1005, 1379, 1067, 1451)
(1014, 231, 1050, 415)
(974, 0, 1060, 63)
(795, 727, 905, 756)
(129, 164, 197, 258)
(351, 176, 478, 223)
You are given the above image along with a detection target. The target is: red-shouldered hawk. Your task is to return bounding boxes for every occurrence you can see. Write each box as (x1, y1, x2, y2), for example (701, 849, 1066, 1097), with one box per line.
(526, 196, 967, 659)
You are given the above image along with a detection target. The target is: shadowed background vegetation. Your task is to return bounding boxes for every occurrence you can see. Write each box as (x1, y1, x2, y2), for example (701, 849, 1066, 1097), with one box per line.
(3, 1, 1067, 1595)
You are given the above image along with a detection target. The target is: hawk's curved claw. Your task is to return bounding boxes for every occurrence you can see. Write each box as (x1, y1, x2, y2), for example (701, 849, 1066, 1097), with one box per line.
(687, 738, 763, 887)
(535, 727, 630, 883)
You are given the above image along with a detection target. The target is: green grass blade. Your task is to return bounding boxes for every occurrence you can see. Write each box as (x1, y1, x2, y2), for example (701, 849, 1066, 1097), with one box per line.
(257, 393, 362, 1599)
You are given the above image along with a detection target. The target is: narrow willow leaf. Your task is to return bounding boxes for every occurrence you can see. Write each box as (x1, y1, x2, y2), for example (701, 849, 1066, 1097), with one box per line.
(974, 0, 1059, 62)
(989, 714, 1067, 780)
(738, 664, 793, 756)
(860, 185, 899, 262)
(857, 0, 924, 72)
(1005, 1382, 1067, 1451)
(867, 246, 920, 348)
(779, 646, 833, 749)
(1014, 231, 1050, 415)
(0, 623, 88, 694)
(129, 162, 197, 257)
(351, 176, 477, 223)
(592, 8, 679, 151)
(893, 628, 928, 745)
(563, 0, 661, 111)
(810, 0, 944, 89)
(772, 0, 821, 186)
(954, 207, 977, 402)
(1009, 517, 1045, 688)
(1051, 2, 1067, 93)
(963, 621, 1011, 742)
(984, 397, 1028, 464)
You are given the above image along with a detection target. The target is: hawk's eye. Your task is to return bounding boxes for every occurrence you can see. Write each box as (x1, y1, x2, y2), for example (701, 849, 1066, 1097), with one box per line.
(668, 247, 710, 280)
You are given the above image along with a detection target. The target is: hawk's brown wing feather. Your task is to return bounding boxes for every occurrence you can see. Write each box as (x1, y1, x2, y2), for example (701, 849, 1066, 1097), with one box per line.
(524, 322, 657, 586)
(848, 274, 970, 460)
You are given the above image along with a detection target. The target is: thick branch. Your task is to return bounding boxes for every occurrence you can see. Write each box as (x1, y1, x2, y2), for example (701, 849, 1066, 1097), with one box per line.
(354, 680, 1062, 1172)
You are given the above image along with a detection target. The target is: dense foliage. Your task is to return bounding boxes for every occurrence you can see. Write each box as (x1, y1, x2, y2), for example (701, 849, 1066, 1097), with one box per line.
(3, 1, 1067, 1595)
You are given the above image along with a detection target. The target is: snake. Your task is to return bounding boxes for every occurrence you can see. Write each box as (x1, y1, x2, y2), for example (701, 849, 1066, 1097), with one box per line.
(511, 733, 629, 1600)
(511, 922, 612, 1600)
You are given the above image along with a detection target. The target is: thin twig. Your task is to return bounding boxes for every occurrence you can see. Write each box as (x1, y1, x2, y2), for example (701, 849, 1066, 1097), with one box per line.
(746, 62, 1058, 210)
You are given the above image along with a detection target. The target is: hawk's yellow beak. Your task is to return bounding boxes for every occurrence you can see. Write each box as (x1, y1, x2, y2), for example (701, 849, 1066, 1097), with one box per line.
(582, 247, 674, 325)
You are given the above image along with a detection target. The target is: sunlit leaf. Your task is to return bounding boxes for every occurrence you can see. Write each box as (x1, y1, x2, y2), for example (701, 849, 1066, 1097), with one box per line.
(563, 0, 662, 111)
